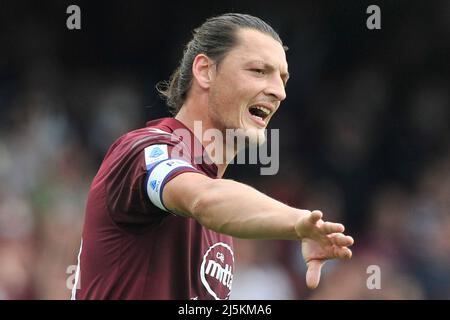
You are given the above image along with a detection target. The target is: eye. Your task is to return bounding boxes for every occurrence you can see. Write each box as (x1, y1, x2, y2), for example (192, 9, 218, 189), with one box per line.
(250, 68, 265, 75)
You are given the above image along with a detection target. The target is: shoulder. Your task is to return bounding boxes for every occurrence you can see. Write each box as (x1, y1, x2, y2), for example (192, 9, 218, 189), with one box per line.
(106, 126, 183, 162)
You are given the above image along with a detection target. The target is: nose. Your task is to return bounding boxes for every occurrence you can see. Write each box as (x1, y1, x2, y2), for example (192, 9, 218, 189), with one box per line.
(264, 75, 286, 102)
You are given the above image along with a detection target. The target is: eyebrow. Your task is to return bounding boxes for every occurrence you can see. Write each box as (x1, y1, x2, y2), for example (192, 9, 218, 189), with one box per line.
(247, 60, 290, 84)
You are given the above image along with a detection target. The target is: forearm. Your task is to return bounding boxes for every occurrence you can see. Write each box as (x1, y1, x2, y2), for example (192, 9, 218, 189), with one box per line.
(190, 178, 307, 240)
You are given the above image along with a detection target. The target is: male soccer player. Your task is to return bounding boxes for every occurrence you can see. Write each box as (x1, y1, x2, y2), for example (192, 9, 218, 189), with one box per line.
(72, 13, 354, 300)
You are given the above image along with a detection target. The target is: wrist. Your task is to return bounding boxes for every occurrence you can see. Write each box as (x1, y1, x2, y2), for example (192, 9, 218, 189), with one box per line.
(294, 209, 311, 240)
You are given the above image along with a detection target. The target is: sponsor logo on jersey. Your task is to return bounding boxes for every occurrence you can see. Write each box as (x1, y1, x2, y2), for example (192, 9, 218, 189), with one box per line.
(200, 242, 234, 300)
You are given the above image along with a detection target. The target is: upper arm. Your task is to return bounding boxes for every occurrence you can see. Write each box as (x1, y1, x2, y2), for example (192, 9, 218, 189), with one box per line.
(161, 171, 214, 218)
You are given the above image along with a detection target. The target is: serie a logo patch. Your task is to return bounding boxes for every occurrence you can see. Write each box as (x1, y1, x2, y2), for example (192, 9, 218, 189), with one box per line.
(144, 144, 169, 169)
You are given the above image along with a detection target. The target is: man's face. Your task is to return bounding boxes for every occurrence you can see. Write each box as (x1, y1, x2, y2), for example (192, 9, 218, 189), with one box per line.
(207, 28, 289, 145)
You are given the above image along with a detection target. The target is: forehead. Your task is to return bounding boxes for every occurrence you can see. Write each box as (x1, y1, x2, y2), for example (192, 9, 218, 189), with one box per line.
(226, 28, 288, 70)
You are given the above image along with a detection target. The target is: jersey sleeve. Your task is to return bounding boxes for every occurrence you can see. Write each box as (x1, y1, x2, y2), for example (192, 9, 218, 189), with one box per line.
(143, 144, 201, 213)
(105, 133, 205, 230)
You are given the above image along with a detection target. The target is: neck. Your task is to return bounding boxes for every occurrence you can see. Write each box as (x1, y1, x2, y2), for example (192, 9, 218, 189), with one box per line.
(174, 100, 237, 178)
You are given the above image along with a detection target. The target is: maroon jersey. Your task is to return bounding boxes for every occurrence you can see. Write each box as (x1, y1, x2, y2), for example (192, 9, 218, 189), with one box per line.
(72, 118, 234, 300)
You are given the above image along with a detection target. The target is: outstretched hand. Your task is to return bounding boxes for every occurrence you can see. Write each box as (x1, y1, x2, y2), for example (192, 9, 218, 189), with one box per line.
(295, 210, 354, 289)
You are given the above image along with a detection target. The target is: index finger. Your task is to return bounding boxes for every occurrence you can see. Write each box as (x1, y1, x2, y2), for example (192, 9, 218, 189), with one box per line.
(321, 221, 345, 234)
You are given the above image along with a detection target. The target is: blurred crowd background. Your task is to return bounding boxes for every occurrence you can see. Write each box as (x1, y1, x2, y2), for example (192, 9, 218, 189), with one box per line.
(0, 0, 449, 299)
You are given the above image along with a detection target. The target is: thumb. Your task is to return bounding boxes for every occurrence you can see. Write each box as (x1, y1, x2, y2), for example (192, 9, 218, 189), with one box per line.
(306, 260, 325, 289)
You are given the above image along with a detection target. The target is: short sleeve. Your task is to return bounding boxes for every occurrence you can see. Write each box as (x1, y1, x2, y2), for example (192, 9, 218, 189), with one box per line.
(105, 135, 203, 230)
(143, 144, 202, 212)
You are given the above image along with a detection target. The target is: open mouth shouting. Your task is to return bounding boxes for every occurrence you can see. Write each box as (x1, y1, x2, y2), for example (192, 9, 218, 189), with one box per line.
(247, 103, 275, 128)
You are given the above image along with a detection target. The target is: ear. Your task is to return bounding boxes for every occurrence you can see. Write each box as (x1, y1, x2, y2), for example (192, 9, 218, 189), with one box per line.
(192, 54, 215, 90)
